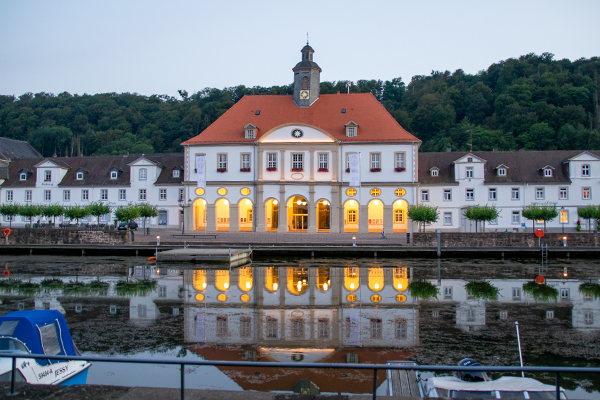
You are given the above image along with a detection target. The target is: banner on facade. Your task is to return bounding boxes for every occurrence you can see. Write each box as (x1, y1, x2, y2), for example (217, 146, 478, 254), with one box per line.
(348, 153, 360, 187)
(196, 155, 206, 188)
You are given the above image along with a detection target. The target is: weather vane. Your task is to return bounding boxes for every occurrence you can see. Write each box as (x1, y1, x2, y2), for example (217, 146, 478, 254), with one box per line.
(307, 32, 309, 45)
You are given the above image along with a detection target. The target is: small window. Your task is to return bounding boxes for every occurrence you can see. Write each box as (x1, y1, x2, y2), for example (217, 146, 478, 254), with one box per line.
(139, 168, 147, 180)
(512, 211, 520, 224)
(110, 171, 118, 179)
(421, 190, 429, 202)
(444, 189, 452, 201)
(559, 187, 568, 200)
(25, 190, 32, 202)
(159, 189, 167, 201)
(512, 288, 521, 300)
(499, 311, 508, 320)
(245, 129, 255, 139)
(444, 286, 453, 299)
(497, 168, 506, 176)
(241, 188, 251, 196)
(291, 319, 304, 339)
(488, 188, 497, 200)
(395, 153, 406, 170)
(267, 153, 277, 171)
(5, 191, 12, 202)
(318, 153, 328, 171)
(44, 190, 51, 202)
(341, 108, 346, 114)
(395, 188, 405, 197)
(395, 318, 407, 339)
(582, 164, 590, 177)
(19, 172, 27, 181)
(218, 154, 227, 172)
(512, 188, 520, 200)
(178, 188, 184, 201)
(583, 187, 591, 200)
(318, 319, 329, 338)
(346, 188, 357, 197)
(347, 209, 357, 224)
(216, 316, 228, 337)
(370, 153, 381, 171)
(291, 153, 304, 171)
(544, 168, 552, 177)
(240, 153, 251, 172)
(560, 209, 568, 224)
(536, 188, 545, 200)
(266, 318, 278, 338)
(240, 317, 252, 337)
(217, 188, 227, 196)
(101, 189, 108, 201)
(584, 311, 594, 325)
(444, 212, 452, 225)
(431, 169, 438, 176)
(63, 190, 70, 202)
(173, 169, 180, 178)
(370, 318, 382, 338)
(76, 172, 83, 180)
(546, 310, 554, 320)
(81, 190, 89, 201)
(139, 189, 147, 201)
(560, 288, 570, 299)
(44, 170, 51, 182)
(255, 110, 260, 116)
(466, 167, 473, 178)
(119, 189, 126, 201)
(347, 127, 356, 137)
(394, 209, 404, 223)
(466, 189, 474, 201)
(370, 188, 381, 197)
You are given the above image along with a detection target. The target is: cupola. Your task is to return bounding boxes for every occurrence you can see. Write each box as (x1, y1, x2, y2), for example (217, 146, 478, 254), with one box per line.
(292, 42, 322, 107)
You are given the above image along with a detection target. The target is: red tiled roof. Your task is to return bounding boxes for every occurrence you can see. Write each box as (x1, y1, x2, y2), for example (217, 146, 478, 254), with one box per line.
(182, 93, 420, 144)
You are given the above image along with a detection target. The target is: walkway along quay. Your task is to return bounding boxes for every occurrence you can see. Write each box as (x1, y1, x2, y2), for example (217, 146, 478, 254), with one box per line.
(0, 229, 599, 258)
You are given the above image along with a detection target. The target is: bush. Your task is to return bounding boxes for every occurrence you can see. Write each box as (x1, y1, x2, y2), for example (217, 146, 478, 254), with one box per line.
(522, 281, 558, 302)
(465, 280, 500, 301)
(408, 280, 439, 300)
(408, 204, 439, 232)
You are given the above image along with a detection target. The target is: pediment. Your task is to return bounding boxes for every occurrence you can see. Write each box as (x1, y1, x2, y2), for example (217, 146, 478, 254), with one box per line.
(128, 156, 160, 167)
(34, 160, 66, 169)
(452, 153, 486, 164)
(258, 123, 336, 143)
(565, 151, 600, 162)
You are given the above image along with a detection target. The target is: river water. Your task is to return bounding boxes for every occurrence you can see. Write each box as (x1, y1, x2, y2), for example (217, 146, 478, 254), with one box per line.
(0, 255, 598, 398)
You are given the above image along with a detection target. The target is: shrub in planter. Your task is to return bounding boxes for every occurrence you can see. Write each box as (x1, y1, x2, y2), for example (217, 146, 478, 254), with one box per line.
(266, 167, 277, 172)
(217, 168, 227, 173)
(317, 168, 328, 172)
(395, 167, 406, 172)
(370, 168, 381, 172)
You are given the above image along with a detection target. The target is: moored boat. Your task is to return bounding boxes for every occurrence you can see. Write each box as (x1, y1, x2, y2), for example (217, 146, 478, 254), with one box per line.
(0, 310, 91, 385)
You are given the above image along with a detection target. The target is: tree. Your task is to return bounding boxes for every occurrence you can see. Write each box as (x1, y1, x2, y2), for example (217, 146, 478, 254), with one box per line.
(114, 205, 140, 230)
(0, 204, 21, 228)
(89, 201, 111, 226)
(27, 126, 73, 157)
(463, 205, 501, 232)
(137, 203, 158, 232)
(522, 203, 558, 231)
(19, 204, 43, 227)
(64, 205, 91, 226)
(577, 205, 597, 233)
(408, 204, 439, 232)
(42, 204, 65, 226)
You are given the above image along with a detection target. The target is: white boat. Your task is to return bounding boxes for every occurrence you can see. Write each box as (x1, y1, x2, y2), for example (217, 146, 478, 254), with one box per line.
(0, 310, 91, 385)
(421, 359, 567, 399)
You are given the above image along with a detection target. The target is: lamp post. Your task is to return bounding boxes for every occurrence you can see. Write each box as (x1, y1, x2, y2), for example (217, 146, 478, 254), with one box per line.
(179, 199, 191, 235)
(561, 206, 565, 233)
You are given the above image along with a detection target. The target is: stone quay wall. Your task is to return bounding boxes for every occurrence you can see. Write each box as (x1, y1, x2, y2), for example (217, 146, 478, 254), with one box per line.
(412, 232, 600, 247)
(3, 228, 128, 245)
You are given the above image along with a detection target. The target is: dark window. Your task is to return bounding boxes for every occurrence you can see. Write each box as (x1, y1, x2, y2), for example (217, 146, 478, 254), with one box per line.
(255, 110, 260, 115)
(302, 76, 308, 90)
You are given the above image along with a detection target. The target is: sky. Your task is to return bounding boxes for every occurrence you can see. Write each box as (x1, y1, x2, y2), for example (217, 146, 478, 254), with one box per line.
(0, 0, 598, 99)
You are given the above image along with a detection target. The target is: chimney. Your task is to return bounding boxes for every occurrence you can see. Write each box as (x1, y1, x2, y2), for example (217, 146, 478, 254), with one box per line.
(446, 148, 452, 152)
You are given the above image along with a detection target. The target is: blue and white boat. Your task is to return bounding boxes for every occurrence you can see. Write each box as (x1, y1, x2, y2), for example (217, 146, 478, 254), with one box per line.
(0, 310, 91, 385)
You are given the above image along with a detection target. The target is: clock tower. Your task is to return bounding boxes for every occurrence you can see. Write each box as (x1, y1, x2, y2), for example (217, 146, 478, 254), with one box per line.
(292, 43, 321, 107)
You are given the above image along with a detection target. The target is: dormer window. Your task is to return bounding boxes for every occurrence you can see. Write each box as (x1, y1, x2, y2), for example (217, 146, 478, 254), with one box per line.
(139, 168, 147, 180)
(544, 168, 552, 177)
(173, 169, 180, 178)
(431, 169, 439, 177)
(19, 172, 27, 181)
(44, 170, 51, 182)
(244, 123, 258, 140)
(582, 164, 590, 177)
(110, 171, 118, 179)
(76, 172, 84, 180)
(345, 121, 359, 137)
(498, 168, 506, 176)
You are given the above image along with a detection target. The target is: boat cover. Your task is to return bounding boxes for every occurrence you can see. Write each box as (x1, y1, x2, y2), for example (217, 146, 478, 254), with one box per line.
(0, 310, 77, 366)
(426, 376, 562, 392)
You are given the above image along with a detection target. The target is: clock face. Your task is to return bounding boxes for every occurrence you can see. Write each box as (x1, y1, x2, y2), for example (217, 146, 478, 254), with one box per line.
(300, 90, 309, 99)
(291, 129, 304, 138)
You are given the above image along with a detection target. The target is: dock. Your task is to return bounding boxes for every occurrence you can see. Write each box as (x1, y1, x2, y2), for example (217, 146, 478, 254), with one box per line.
(156, 247, 251, 267)
(386, 362, 423, 398)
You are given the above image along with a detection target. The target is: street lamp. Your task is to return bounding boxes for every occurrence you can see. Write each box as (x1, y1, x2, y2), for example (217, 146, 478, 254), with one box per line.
(560, 206, 566, 233)
(179, 200, 190, 235)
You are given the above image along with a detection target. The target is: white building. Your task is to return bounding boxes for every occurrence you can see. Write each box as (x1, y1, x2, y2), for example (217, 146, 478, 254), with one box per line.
(181, 44, 421, 234)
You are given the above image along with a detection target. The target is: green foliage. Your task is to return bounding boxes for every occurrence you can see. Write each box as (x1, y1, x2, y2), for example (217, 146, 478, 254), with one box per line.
(137, 203, 158, 230)
(408, 204, 439, 232)
(579, 282, 600, 300)
(64, 205, 91, 225)
(114, 205, 140, 225)
(0, 280, 42, 296)
(464, 280, 500, 301)
(88, 201, 111, 226)
(0, 204, 20, 228)
(577, 205, 599, 233)
(1, 53, 598, 156)
(42, 204, 65, 225)
(522, 203, 558, 230)
(463, 205, 500, 232)
(19, 204, 43, 223)
(40, 278, 65, 290)
(115, 280, 157, 297)
(522, 281, 559, 302)
(408, 280, 439, 300)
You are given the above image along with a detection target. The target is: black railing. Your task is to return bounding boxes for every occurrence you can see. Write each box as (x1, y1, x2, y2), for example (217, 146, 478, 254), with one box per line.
(5, 353, 598, 400)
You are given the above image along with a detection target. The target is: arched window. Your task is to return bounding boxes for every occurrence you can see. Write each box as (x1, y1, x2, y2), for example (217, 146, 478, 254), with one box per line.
(302, 76, 308, 90)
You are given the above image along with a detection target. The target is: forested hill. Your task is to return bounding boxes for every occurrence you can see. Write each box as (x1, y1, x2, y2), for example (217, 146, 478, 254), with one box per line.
(0, 52, 598, 157)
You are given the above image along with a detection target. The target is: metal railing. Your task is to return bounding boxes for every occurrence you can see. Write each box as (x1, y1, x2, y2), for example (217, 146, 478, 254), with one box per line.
(5, 353, 599, 400)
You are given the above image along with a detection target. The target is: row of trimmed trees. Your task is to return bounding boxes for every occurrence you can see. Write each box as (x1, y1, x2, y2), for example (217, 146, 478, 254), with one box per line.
(0, 202, 158, 230)
(408, 203, 600, 232)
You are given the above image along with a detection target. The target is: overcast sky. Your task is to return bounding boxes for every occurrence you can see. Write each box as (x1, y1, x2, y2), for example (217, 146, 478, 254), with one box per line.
(1, 0, 598, 98)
